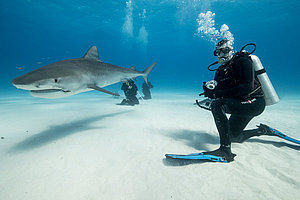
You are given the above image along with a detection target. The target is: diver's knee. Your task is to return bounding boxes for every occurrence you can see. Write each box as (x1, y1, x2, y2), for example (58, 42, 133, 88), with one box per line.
(230, 135, 244, 143)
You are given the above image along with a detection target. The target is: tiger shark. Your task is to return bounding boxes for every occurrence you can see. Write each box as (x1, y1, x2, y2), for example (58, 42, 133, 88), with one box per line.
(12, 46, 156, 99)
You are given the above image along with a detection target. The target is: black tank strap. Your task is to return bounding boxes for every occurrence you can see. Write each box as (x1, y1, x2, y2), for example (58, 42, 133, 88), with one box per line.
(255, 69, 266, 76)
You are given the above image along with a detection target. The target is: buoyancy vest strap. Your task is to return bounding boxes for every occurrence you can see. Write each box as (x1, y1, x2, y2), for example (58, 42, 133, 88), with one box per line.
(255, 69, 266, 76)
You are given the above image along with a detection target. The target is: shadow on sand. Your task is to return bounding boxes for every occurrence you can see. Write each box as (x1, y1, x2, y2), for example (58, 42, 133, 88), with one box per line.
(9, 111, 130, 153)
(167, 130, 219, 151)
(162, 157, 216, 166)
(163, 130, 220, 166)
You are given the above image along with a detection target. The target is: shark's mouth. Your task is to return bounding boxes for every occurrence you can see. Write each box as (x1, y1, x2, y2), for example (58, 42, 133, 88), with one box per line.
(30, 89, 71, 94)
(29, 89, 72, 99)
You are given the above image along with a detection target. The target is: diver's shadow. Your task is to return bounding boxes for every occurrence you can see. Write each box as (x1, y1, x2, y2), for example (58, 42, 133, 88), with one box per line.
(168, 130, 219, 151)
(9, 111, 130, 153)
(162, 157, 217, 166)
(163, 130, 219, 166)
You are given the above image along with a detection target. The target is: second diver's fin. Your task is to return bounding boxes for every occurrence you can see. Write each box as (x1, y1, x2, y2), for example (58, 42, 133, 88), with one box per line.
(262, 124, 300, 145)
(88, 84, 120, 96)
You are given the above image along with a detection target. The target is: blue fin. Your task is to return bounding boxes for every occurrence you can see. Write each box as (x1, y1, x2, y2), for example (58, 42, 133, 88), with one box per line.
(165, 153, 228, 163)
(269, 126, 300, 145)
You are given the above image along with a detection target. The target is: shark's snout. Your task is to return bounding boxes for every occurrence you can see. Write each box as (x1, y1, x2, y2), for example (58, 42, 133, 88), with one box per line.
(12, 77, 29, 90)
(12, 83, 36, 90)
(12, 77, 24, 86)
(12, 77, 41, 90)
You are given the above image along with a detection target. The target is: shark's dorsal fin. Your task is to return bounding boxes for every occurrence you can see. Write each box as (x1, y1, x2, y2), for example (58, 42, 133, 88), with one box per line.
(83, 46, 102, 62)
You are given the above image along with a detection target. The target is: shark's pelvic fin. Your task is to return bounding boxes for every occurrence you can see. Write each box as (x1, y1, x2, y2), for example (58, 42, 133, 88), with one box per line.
(83, 46, 102, 62)
(88, 84, 120, 96)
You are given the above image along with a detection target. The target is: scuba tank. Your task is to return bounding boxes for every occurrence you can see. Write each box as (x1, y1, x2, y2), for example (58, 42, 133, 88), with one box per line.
(250, 55, 279, 105)
(207, 43, 279, 106)
(239, 43, 279, 105)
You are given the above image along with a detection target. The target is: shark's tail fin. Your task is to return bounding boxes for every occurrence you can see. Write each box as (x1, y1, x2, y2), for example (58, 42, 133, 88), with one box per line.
(142, 62, 156, 84)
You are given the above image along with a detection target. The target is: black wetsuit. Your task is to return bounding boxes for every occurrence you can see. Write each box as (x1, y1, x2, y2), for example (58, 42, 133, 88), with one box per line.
(208, 54, 265, 146)
(142, 82, 153, 99)
(121, 80, 139, 106)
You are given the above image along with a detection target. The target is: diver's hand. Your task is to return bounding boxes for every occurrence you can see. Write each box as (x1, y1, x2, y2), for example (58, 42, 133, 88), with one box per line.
(203, 89, 215, 99)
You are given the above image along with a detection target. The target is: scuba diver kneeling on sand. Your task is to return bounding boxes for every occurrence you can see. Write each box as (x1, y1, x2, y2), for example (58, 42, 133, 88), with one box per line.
(200, 39, 280, 162)
(120, 79, 139, 106)
(142, 81, 153, 100)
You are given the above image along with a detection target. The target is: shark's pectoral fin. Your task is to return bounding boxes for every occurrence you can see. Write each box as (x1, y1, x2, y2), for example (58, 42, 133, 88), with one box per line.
(88, 85, 120, 96)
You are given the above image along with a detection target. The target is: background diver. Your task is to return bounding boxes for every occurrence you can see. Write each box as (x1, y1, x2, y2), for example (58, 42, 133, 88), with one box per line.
(120, 79, 139, 106)
(199, 39, 280, 162)
(142, 81, 153, 100)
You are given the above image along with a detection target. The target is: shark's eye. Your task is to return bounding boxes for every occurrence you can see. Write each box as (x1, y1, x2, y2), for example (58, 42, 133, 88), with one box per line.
(54, 79, 58, 83)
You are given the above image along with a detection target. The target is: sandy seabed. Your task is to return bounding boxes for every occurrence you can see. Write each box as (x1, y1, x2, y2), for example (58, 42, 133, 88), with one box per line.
(0, 92, 299, 200)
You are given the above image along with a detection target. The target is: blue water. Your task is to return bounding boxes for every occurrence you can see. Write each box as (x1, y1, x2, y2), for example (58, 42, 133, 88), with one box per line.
(1, 0, 299, 97)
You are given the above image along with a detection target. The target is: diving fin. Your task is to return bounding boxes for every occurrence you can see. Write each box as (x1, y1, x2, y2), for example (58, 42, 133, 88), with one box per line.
(165, 153, 229, 163)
